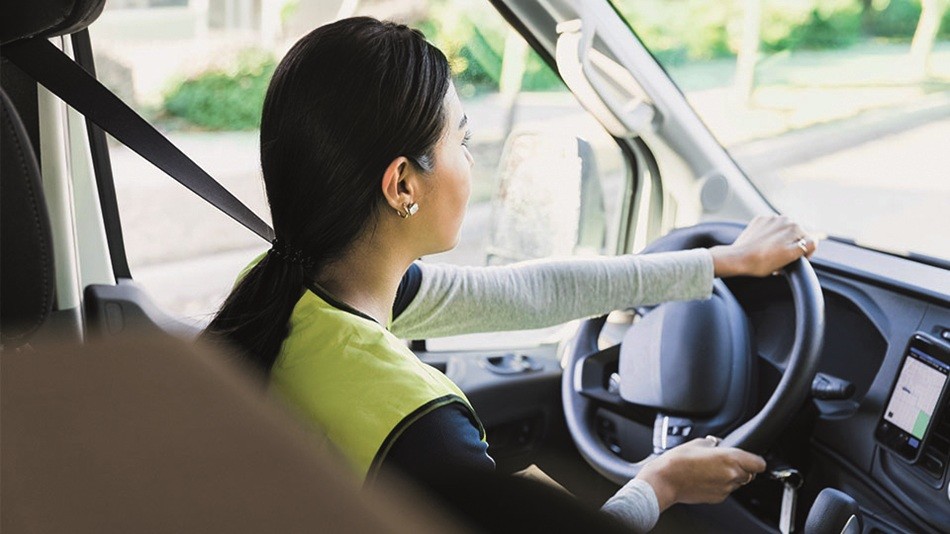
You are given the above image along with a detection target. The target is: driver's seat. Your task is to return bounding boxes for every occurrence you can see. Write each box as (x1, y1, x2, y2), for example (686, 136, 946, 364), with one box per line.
(0, 77, 55, 350)
(2, 325, 636, 533)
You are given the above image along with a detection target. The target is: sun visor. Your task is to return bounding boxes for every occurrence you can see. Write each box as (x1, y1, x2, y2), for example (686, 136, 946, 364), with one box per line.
(1, 0, 105, 45)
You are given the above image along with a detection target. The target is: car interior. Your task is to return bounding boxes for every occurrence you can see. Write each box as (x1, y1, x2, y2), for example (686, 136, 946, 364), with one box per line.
(2, 1, 949, 533)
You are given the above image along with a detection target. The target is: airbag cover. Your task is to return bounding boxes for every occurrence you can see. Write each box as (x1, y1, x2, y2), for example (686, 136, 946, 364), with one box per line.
(619, 296, 733, 415)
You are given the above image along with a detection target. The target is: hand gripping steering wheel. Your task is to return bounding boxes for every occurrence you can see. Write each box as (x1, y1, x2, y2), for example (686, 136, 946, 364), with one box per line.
(561, 221, 825, 485)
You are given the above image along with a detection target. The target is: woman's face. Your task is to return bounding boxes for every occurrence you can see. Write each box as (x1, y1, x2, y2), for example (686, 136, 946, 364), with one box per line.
(418, 83, 474, 254)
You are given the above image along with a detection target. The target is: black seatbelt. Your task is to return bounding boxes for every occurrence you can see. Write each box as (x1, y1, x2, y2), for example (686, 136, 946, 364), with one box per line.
(1, 38, 275, 243)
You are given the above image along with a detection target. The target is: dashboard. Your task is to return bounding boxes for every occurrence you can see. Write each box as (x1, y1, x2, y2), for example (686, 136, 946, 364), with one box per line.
(724, 240, 950, 533)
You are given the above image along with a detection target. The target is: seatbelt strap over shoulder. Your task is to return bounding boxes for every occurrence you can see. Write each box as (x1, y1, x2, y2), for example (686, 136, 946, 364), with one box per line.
(1, 38, 275, 243)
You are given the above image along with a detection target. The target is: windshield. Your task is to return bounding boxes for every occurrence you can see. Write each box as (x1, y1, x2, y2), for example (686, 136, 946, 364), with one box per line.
(612, 0, 950, 262)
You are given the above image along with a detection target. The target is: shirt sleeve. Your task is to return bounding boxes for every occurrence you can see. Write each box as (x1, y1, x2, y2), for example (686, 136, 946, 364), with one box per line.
(599, 478, 661, 533)
(382, 406, 662, 533)
(380, 403, 495, 484)
(390, 249, 714, 340)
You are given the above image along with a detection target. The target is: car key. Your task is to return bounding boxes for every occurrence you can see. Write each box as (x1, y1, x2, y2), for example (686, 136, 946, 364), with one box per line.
(770, 468, 803, 534)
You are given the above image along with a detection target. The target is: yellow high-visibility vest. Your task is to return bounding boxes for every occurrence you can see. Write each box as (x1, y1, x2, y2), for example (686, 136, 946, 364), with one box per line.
(270, 283, 485, 483)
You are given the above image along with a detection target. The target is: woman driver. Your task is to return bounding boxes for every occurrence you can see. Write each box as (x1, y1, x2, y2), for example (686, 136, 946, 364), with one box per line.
(204, 17, 816, 532)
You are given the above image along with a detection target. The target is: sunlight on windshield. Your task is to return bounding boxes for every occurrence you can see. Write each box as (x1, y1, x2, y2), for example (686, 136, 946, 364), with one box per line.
(613, 0, 950, 261)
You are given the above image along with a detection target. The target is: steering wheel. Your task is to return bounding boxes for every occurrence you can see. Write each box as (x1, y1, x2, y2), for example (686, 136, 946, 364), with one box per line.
(561, 221, 824, 485)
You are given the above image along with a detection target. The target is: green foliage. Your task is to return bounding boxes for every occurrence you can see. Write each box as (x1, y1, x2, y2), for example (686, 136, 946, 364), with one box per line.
(522, 51, 563, 91)
(866, 0, 922, 38)
(162, 50, 275, 130)
(459, 25, 504, 87)
(280, 0, 299, 25)
(615, 0, 936, 60)
(616, 0, 739, 66)
(681, 2, 736, 60)
(688, 24, 734, 60)
(419, 0, 563, 94)
(763, 6, 862, 52)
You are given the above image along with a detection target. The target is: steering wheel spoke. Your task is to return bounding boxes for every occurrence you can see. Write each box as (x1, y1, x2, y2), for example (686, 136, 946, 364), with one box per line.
(573, 344, 619, 401)
(573, 344, 657, 424)
(651, 413, 725, 453)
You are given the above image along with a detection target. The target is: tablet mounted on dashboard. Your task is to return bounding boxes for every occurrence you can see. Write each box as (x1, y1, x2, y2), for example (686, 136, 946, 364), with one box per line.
(874, 333, 950, 463)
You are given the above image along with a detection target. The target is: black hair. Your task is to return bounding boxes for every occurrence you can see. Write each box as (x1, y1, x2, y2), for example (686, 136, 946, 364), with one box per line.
(201, 17, 451, 375)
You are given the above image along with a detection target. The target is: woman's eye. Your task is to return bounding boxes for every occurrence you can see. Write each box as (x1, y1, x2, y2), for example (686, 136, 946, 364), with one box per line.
(462, 130, 473, 147)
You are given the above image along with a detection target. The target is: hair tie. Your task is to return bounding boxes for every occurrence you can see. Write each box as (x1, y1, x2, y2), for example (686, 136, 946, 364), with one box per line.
(270, 238, 315, 268)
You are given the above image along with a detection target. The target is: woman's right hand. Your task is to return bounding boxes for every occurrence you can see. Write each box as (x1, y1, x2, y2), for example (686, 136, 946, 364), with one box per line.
(710, 215, 819, 278)
(635, 436, 767, 512)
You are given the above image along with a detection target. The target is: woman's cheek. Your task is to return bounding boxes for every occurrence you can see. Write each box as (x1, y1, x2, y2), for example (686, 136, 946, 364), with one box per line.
(463, 170, 472, 205)
(461, 154, 473, 203)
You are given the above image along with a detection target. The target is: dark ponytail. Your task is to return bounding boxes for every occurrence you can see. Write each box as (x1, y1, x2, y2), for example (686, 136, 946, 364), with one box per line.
(201, 17, 451, 376)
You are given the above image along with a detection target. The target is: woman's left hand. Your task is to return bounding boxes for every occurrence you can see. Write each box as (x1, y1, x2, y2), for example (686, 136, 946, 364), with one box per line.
(710, 215, 819, 278)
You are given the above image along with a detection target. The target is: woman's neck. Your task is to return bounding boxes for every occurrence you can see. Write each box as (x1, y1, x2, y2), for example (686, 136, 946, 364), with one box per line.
(314, 233, 414, 325)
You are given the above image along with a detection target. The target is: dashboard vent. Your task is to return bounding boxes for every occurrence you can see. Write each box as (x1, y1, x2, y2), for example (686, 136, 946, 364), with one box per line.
(920, 400, 950, 478)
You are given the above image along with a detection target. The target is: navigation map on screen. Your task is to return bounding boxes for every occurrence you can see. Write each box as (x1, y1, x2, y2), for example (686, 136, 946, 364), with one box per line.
(884, 349, 949, 439)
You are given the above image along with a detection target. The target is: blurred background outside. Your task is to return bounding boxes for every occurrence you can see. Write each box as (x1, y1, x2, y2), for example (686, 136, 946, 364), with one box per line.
(89, 0, 950, 331)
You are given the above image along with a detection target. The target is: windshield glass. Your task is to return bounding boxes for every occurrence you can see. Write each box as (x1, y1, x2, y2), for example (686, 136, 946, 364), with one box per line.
(612, 0, 950, 262)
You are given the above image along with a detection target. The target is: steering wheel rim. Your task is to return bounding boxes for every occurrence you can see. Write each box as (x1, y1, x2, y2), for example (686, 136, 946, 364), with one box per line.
(561, 221, 825, 485)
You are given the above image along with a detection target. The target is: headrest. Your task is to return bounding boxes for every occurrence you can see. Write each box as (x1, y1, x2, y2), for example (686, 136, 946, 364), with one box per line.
(1, 88, 55, 348)
(1, 0, 106, 46)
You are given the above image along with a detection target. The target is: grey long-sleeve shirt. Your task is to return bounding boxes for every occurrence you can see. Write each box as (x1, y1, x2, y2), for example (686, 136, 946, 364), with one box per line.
(391, 249, 713, 340)
(386, 249, 715, 532)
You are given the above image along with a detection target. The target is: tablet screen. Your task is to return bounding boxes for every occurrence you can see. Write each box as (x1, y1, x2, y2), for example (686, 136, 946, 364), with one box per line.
(876, 338, 950, 461)
(883, 347, 950, 442)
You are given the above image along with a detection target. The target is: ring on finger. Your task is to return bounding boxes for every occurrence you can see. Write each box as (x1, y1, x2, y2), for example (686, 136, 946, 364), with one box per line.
(704, 435, 722, 447)
(796, 238, 808, 254)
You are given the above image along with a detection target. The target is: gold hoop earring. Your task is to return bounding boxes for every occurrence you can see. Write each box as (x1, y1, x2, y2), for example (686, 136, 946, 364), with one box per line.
(399, 202, 419, 218)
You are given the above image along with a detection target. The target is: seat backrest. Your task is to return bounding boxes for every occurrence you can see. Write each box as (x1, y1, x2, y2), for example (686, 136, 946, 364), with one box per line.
(1, 0, 108, 349)
(1, 328, 465, 533)
(0, 87, 55, 349)
(3, 326, 632, 533)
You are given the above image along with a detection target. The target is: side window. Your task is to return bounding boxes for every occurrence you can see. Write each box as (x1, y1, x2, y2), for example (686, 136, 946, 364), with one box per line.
(90, 1, 272, 328)
(91, 0, 633, 343)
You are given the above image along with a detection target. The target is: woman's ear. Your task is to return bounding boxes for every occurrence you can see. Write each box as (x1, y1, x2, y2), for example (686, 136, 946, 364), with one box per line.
(381, 156, 418, 214)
